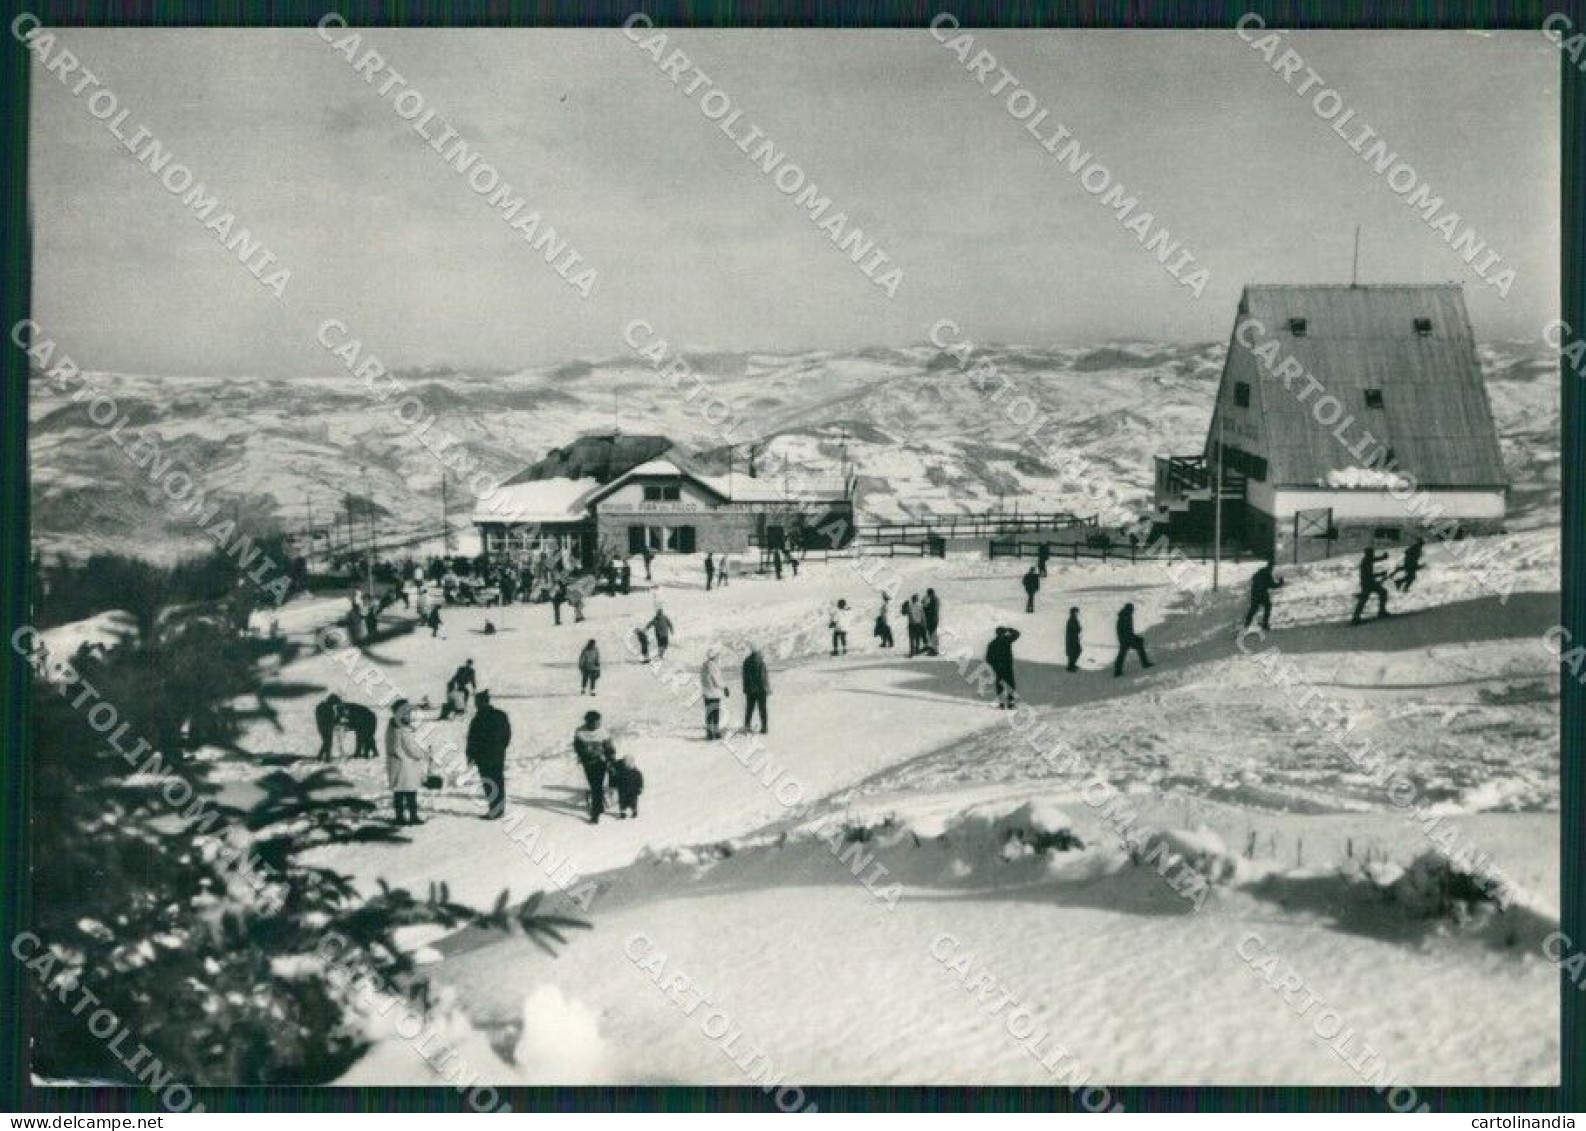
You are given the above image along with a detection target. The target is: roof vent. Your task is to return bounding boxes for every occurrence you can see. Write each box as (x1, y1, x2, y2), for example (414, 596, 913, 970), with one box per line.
(1413, 317, 1433, 336)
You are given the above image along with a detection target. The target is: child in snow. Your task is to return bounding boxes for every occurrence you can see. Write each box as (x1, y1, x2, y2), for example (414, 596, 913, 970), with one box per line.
(610, 752, 644, 819)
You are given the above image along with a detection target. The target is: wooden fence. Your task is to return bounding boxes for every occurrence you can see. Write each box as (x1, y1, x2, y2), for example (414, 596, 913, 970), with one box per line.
(853, 512, 1095, 543)
(988, 538, 1263, 565)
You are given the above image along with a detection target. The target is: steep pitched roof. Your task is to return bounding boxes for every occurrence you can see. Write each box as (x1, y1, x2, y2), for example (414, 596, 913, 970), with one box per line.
(502, 432, 674, 486)
(1212, 284, 1507, 488)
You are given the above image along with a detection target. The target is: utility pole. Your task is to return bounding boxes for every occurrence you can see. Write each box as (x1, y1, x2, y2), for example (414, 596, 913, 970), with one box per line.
(441, 473, 454, 554)
(1212, 407, 1225, 592)
(359, 466, 374, 599)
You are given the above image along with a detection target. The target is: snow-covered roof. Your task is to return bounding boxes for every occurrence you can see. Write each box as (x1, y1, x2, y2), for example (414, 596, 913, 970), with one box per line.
(624, 457, 690, 478)
(697, 474, 850, 503)
(474, 477, 595, 525)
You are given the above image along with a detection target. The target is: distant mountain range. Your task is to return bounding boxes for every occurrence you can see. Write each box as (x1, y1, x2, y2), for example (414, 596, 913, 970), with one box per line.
(28, 340, 1560, 562)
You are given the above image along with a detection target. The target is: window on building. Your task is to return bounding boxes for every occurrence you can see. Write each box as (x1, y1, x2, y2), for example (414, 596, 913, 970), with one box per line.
(1364, 388, 1385, 409)
(1373, 527, 1401, 542)
(1233, 381, 1251, 407)
(643, 482, 681, 502)
(1413, 317, 1433, 336)
(1287, 317, 1308, 336)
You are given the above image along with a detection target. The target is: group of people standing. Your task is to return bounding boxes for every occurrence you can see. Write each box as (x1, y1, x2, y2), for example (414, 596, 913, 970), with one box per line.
(699, 643, 772, 738)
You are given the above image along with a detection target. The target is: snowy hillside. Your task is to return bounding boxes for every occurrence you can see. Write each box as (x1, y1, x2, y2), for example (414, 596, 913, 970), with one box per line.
(28, 339, 1560, 560)
(185, 520, 1562, 1087)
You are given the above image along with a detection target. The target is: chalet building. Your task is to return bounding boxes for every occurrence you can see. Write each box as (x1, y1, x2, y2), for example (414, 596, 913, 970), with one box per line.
(1154, 284, 1508, 562)
(475, 440, 855, 566)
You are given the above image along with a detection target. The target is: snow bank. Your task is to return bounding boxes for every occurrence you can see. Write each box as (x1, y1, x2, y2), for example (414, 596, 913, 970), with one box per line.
(1322, 466, 1411, 490)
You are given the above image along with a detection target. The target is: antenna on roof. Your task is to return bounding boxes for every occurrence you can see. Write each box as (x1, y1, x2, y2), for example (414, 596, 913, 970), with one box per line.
(1351, 224, 1362, 287)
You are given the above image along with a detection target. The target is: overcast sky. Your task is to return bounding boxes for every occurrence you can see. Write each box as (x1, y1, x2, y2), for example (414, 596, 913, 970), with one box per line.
(29, 28, 1560, 377)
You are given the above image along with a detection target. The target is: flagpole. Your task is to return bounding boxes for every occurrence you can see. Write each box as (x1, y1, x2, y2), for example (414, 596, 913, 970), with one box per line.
(1212, 409, 1224, 592)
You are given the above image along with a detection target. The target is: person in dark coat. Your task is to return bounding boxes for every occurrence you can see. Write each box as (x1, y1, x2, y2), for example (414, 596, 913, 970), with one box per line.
(426, 606, 443, 638)
(1112, 602, 1153, 677)
(466, 690, 511, 819)
(1350, 545, 1392, 625)
(1244, 562, 1284, 631)
(641, 546, 655, 581)
(578, 639, 601, 695)
(573, 710, 615, 824)
(1393, 539, 1425, 593)
(635, 624, 651, 663)
(452, 660, 477, 699)
(772, 549, 783, 580)
(1022, 567, 1041, 613)
(923, 589, 941, 654)
(1065, 608, 1083, 672)
(649, 607, 674, 659)
(610, 751, 644, 819)
(741, 646, 770, 734)
(339, 700, 379, 758)
(551, 581, 566, 626)
(620, 559, 633, 594)
(874, 603, 894, 649)
(1037, 541, 1052, 578)
(985, 626, 1021, 709)
(704, 552, 716, 591)
(315, 693, 343, 760)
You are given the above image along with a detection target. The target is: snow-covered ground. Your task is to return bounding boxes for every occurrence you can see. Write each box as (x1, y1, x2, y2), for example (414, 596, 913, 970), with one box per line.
(196, 529, 1560, 1087)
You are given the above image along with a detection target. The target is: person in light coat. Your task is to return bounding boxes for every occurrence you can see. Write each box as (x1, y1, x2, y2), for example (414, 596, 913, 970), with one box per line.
(700, 645, 729, 739)
(830, 600, 852, 656)
(385, 699, 428, 825)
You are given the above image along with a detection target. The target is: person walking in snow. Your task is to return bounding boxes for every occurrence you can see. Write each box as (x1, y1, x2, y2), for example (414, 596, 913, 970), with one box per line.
(578, 639, 601, 695)
(620, 559, 633, 594)
(426, 606, 444, 638)
(567, 583, 586, 623)
(339, 700, 379, 759)
(1037, 540, 1052, 578)
(905, 592, 926, 656)
(830, 600, 852, 656)
(923, 589, 942, 655)
(986, 626, 1021, 709)
(874, 601, 895, 649)
(634, 623, 651, 663)
(705, 552, 716, 592)
(315, 692, 343, 760)
(610, 749, 644, 819)
(385, 699, 428, 826)
(718, 555, 730, 588)
(649, 607, 674, 659)
(1244, 561, 1284, 631)
(572, 710, 615, 825)
(551, 581, 566, 626)
(465, 689, 511, 820)
(452, 659, 476, 700)
(1350, 545, 1392, 625)
(700, 645, 729, 739)
(1065, 607, 1083, 672)
(1022, 566, 1041, 614)
(1112, 602, 1153, 677)
(641, 545, 655, 581)
(1392, 539, 1425, 593)
(741, 645, 770, 734)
